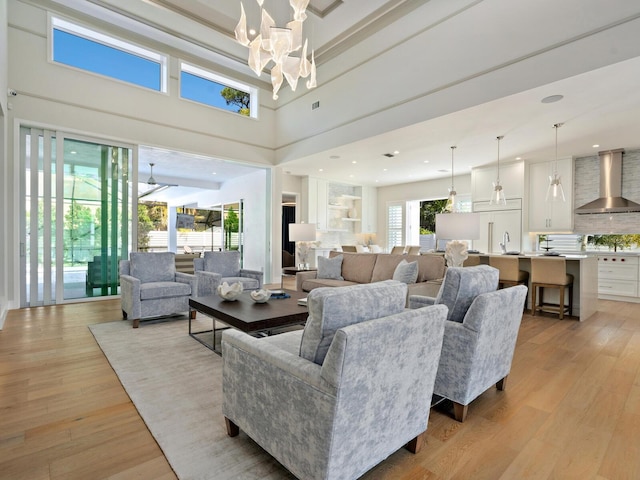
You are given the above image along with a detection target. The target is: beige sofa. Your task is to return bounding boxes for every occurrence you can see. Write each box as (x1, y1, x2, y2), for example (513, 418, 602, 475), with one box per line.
(296, 252, 446, 301)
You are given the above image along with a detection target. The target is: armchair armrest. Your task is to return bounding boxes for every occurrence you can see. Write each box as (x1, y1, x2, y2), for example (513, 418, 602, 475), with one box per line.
(408, 294, 437, 309)
(222, 330, 333, 393)
(175, 271, 197, 295)
(296, 270, 318, 291)
(240, 269, 263, 289)
(195, 270, 222, 297)
(119, 274, 141, 318)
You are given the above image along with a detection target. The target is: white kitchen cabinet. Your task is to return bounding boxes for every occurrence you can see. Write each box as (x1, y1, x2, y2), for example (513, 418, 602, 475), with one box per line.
(528, 157, 574, 232)
(597, 255, 639, 299)
(301, 177, 328, 231)
(360, 186, 377, 233)
(471, 161, 524, 202)
(472, 200, 522, 254)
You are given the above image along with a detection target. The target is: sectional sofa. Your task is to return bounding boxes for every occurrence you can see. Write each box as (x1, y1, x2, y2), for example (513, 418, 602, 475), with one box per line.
(295, 251, 446, 301)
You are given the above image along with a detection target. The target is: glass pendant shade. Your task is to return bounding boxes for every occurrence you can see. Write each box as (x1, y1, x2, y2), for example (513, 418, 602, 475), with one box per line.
(235, 0, 317, 100)
(546, 173, 566, 202)
(489, 136, 507, 205)
(547, 123, 566, 202)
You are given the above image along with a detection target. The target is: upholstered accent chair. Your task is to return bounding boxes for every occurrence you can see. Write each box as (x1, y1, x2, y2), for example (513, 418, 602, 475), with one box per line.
(120, 252, 197, 329)
(409, 265, 499, 322)
(410, 266, 528, 422)
(193, 251, 263, 296)
(222, 281, 447, 480)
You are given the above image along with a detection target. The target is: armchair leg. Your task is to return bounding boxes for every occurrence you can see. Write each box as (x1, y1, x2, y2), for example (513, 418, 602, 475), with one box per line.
(122, 310, 128, 319)
(453, 402, 468, 422)
(406, 431, 426, 454)
(132, 319, 140, 329)
(225, 417, 239, 437)
(496, 376, 508, 391)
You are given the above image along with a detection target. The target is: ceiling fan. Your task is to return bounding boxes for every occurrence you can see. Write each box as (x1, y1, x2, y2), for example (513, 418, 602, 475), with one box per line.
(139, 163, 178, 199)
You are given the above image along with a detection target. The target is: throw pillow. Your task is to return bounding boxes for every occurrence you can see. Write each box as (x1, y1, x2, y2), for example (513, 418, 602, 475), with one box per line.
(317, 255, 344, 280)
(392, 259, 418, 284)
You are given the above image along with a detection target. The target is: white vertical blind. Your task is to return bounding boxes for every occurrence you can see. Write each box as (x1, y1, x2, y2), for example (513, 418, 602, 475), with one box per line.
(387, 202, 404, 251)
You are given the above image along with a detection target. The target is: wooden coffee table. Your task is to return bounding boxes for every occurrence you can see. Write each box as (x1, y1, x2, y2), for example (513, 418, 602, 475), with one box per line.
(188, 289, 308, 354)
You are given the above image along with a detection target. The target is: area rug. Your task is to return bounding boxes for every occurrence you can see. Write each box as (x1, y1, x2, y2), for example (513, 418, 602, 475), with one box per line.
(89, 318, 295, 480)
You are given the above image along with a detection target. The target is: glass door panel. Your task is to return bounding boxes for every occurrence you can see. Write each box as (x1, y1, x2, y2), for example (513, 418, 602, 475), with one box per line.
(21, 127, 132, 306)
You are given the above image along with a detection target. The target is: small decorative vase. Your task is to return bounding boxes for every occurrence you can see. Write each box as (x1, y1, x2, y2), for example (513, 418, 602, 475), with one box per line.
(250, 289, 272, 303)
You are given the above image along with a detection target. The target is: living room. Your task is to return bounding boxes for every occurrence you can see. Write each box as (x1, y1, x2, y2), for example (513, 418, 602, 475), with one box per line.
(2, 1, 640, 478)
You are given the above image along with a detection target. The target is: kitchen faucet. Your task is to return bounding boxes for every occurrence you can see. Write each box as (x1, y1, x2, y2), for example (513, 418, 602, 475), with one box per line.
(500, 231, 510, 254)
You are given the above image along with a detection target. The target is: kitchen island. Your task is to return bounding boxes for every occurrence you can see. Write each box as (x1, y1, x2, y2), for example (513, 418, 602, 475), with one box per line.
(467, 253, 598, 321)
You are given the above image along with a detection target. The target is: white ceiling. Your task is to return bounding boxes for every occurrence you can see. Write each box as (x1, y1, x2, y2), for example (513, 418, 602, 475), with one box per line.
(56, 0, 640, 192)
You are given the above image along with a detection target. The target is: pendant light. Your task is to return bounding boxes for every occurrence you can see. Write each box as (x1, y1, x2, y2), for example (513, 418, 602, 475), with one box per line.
(546, 123, 566, 202)
(445, 145, 457, 212)
(489, 135, 506, 205)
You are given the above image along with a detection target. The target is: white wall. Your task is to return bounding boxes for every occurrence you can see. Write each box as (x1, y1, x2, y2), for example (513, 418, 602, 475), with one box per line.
(0, 0, 7, 328)
(3, 1, 277, 309)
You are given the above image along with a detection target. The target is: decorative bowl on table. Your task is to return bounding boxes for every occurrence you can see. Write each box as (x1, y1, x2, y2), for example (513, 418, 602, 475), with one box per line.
(250, 289, 272, 303)
(217, 281, 243, 301)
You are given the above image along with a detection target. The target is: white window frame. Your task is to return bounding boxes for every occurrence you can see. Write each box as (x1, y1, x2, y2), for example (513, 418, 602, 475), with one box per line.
(180, 62, 258, 118)
(49, 15, 168, 93)
(386, 202, 405, 251)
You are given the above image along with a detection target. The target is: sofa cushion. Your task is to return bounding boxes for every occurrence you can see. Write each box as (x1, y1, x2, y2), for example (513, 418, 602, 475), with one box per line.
(392, 259, 419, 284)
(140, 281, 191, 300)
(317, 255, 344, 280)
(371, 254, 407, 282)
(130, 252, 176, 284)
(413, 254, 447, 282)
(299, 280, 407, 365)
(330, 251, 377, 283)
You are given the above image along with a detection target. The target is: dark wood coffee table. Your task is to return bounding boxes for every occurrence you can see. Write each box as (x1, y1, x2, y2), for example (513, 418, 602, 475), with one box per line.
(188, 289, 308, 354)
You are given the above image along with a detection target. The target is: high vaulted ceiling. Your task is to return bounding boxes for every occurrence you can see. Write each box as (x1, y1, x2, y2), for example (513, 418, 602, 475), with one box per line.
(48, 0, 640, 191)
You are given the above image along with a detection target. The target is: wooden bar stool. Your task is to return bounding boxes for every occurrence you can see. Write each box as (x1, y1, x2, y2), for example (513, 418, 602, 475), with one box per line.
(530, 257, 574, 319)
(489, 256, 529, 288)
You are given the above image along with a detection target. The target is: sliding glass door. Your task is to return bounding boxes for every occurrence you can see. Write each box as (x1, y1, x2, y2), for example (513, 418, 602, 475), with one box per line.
(21, 127, 133, 306)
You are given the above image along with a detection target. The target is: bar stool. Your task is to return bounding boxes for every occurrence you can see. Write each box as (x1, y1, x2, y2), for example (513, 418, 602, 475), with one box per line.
(530, 257, 574, 319)
(488, 256, 529, 288)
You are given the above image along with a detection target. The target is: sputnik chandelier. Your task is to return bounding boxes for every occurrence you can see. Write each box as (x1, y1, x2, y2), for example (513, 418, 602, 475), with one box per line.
(235, 0, 317, 100)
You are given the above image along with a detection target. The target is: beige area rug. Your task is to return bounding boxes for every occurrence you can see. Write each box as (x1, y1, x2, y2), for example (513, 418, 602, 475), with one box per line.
(89, 317, 296, 480)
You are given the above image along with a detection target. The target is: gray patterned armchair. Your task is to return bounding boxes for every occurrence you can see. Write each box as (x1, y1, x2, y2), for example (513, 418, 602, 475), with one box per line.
(120, 252, 196, 328)
(193, 251, 263, 296)
(410, 265, 527, 421)
(222, 281, 447, 480)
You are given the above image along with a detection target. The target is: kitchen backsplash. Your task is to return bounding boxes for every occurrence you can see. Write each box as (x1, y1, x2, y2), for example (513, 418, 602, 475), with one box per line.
(574, 148, 640, 233)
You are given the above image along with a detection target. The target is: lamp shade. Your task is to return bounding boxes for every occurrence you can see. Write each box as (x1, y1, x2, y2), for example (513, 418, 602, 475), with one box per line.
(436, 213, 481, 240)
(289, 223, 316, 241)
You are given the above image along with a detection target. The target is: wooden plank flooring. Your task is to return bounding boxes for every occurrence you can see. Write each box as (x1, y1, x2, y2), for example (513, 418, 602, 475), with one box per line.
(1, 283, 639, 479)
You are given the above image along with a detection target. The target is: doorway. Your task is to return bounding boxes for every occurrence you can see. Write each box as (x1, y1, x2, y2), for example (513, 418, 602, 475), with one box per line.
(20, 127, 133, 306)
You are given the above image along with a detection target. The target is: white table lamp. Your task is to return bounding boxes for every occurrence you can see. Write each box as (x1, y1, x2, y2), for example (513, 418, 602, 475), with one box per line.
(436, 213, 481, 267)
(289, 223, 317, 269)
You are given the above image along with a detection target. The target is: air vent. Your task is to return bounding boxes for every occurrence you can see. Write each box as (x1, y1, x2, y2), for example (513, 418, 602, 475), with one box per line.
(382, 153, 395, 158)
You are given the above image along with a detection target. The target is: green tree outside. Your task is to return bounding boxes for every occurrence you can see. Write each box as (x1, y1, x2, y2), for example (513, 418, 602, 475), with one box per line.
(224, 207, 239, 250)
(138, 204, 155, 251)
(64, 200, 94, 264)
(220, 87, 250, 116)
(420, 199, 448, 233)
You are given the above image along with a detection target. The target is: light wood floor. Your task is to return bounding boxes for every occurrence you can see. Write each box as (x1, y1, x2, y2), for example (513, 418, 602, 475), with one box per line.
(1, 282, 639, 479)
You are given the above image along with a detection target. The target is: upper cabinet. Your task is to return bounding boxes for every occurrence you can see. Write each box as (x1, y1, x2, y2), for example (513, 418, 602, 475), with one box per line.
(527, 157, 574, 233)
(471, 161, 524, 203)
(360, 186, 377, 234)
(301, 177, 328, 231)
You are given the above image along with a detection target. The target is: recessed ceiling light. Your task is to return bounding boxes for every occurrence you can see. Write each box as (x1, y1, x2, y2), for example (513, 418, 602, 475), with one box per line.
(515, 157, 522, 160)
(383, 168, 388, 172)
(329, 155, 340, 159)
(393, 150, 400, 155)
(541, 94, 564, 104)
(375, 180, 379, 183)
(318, 168, 323, 172)
(351, 160, 357, 164)
(249, 28, 256, 36)
(349, 175, 354, 178)
(592, 144, 600, 148)
(212, 172, 217, 175)
(423, 160, 429, 164)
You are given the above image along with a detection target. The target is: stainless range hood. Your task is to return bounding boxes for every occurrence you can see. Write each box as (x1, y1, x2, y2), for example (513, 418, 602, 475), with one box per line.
(575, 149, 640, 214)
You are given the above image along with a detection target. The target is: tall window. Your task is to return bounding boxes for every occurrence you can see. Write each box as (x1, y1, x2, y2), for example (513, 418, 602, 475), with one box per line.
(50, 16, 167, 92)
(387, 203, 404, 251)
(180, 62, 258, 118)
